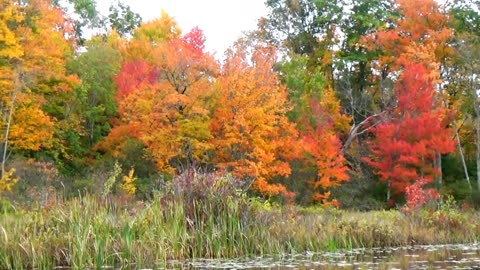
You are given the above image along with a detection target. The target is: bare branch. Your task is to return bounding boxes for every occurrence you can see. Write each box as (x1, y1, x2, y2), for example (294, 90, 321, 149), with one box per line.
(341, 111, 386, 154)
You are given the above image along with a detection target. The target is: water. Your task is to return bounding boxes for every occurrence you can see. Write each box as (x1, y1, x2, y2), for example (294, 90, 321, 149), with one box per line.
(161, 243, 480, 269)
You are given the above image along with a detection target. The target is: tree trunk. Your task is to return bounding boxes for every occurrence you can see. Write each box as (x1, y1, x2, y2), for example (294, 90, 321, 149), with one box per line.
(387, 179, 392, 202)
(453, 121, 472, 189)
(432, 152, 442, 189)
(1, 67, 22, 180)
(1, 91, 17, 179)
(471, 80, 480, 190)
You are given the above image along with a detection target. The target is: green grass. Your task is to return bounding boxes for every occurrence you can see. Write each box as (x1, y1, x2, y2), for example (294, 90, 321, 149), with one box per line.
(1, 176, 480, 269)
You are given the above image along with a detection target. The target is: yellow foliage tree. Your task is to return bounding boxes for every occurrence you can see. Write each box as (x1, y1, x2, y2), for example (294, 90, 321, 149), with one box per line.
(0, 168, 18, 192)
(0, 0, 74, 178)
(119, 168, 137, 195)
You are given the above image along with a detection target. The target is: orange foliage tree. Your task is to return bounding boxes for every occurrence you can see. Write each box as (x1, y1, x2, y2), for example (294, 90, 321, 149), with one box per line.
(98, 15, 218, 173)
(363, 0, 453, 78)
(211, 43, 298, 198)
(301, 89, 350, 204)
(276, 53, 351, 204)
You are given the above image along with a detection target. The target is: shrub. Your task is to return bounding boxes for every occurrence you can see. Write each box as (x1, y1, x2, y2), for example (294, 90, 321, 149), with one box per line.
(119, 168, 137, 196)
(0, 168, 18, 192)
(402, 178, 439, 213)
(167, 168, 248, 229)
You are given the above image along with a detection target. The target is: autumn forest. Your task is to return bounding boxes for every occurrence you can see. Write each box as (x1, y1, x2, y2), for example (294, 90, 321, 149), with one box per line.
(4, 0, 480, 267)
(1, 0, 480, 208)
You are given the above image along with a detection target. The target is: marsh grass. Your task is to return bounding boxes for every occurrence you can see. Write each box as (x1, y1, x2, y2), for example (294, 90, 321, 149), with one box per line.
(1, 171, 479, 269)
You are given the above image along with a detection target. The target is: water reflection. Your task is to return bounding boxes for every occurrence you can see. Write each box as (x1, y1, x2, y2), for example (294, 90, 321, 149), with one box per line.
(163, 243, 480, 269)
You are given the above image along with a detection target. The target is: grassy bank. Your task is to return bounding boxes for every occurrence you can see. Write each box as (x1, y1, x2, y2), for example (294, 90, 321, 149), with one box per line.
(1, 174, 480, 269)
(1, 197, 479, 269)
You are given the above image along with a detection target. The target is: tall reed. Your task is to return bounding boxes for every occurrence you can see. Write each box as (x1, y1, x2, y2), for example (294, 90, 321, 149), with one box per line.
(1, 171, 479, 269)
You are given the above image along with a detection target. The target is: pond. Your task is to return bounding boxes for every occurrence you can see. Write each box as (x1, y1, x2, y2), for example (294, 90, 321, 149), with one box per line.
(161, 243, 480, 269)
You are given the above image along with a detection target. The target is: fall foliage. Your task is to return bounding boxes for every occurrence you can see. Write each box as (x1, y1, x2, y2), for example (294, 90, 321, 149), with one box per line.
(364, 64, 455, 197)
(301, 92, 350, 203)
(2, 0, 480, 209)
(363, 0, 453, 79)
(99, 22, 217, 174)
(0, 0, 76, 178)
(211, 44, 298, 198)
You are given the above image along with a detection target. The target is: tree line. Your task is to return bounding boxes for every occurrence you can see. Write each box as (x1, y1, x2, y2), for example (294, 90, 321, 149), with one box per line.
(1, 0, 480, 208)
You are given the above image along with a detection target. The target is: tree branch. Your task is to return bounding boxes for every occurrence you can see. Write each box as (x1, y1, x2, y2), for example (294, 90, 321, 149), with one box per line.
(341, 111, 386, 154)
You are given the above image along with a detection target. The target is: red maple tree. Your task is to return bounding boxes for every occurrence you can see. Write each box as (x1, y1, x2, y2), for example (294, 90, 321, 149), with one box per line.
(364, 64, 454, 198)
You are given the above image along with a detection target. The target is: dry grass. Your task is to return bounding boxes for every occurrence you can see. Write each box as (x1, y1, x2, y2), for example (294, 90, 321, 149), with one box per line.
(1, 174, 479, 269)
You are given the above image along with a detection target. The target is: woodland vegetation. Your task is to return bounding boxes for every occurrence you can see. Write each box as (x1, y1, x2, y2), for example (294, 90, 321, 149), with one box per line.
(2, 0, 480, 267)
(2, 0, 480, 209)
(0, 0, 480, 206)
(1, 0, 479, 208)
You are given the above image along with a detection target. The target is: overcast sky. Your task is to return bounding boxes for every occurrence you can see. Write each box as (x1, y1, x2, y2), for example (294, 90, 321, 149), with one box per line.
(102, 0, 269, 57)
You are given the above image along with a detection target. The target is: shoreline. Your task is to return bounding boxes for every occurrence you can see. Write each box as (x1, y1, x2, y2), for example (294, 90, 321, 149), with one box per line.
(1, 194, 479, 269)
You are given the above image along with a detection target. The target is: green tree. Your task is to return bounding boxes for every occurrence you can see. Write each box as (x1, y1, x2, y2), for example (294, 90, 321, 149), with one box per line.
(108, 1, 142, 37)
(57, 0, 141, 43)
(68, 38, 122, 147)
